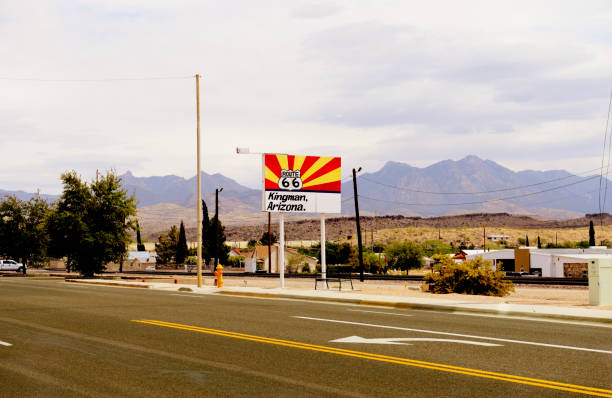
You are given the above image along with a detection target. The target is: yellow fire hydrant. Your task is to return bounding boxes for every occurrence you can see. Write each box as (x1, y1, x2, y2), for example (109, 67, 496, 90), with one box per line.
(214, 264, 223, 288)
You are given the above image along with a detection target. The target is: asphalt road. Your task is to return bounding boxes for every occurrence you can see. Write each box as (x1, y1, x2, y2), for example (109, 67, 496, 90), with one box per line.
(0, 278, 610, 398)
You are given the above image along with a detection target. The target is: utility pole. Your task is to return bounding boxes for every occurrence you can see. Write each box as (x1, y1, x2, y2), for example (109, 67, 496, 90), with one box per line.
(483, 225, 486, 251)
(195, 74, 203, 288)
(268, 212, 272, 273)
(214, 188, 223, 268)
(353, 167, 364, 282)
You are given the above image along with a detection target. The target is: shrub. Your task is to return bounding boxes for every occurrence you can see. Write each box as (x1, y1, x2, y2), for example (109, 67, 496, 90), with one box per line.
(424, 256, 514, 297)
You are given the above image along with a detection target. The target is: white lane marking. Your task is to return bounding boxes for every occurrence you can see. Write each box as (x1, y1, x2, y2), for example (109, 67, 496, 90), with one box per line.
(293, 316, 612, 355)
(330, 336, 501, 346)
(348, 309, 414, 317)
(0, 340, 12, 347)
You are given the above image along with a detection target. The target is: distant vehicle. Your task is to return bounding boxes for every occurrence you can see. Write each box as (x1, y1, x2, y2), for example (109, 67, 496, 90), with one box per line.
(0, 259, 26, 273)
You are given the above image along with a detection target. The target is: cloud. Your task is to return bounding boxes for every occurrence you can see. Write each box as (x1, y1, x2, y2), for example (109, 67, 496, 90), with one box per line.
(1, 0, 612, 195)
(300, 20, 612, 134)
(291, 2, 342, 19)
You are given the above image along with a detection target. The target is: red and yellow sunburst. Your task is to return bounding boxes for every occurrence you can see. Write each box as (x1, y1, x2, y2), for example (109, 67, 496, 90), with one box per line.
(264, 154, 341, 193)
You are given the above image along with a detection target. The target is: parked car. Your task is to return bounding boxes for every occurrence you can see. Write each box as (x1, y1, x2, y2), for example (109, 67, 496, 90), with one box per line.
(0, 259, 26, 274)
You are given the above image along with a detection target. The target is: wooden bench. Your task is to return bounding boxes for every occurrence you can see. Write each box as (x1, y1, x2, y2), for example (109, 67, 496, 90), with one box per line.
(315, 274, 353, 291)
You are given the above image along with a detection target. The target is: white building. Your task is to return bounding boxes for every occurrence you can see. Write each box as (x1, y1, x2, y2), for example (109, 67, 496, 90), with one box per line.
(465, 247, 612, 277)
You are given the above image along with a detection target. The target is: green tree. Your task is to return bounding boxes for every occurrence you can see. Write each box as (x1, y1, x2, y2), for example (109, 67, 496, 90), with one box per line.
(301, 242, 354, 265)
(47, 171, 136, 276)
(259, 231, 278, 245)
(136, 221, 145, 251)
(421, 240, 453, 257)
(537, 236, 541, 249)
(176, 220, 188, 265)
(0, 195, 50, 266)
(589, 220, 595, 246)
(525, 235, 529, 246)
(208, 215, 230, 265)
(155, 225, 179, 265)
(385, 241, 424, 273)
(201, 200, 211, 264)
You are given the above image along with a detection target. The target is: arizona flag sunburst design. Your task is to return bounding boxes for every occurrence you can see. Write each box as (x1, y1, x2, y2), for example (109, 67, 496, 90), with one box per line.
(264, 154, 341, 193)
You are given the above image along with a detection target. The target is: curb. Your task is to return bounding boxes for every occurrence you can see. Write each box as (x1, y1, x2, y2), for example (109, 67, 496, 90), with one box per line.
(66, 279, 150, 289)
(218, 290, 612, 324)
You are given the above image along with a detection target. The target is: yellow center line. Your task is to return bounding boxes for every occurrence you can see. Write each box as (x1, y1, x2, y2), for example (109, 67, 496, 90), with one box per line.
(132, 320, 612, 397)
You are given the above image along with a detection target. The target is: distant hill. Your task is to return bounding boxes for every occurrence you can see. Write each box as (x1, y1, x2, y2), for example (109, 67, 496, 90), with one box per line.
(0, 189, 59, 203)
(339, 155, 609, 219)
(4, 156, 612, 237)
(119, 171, 260, 210)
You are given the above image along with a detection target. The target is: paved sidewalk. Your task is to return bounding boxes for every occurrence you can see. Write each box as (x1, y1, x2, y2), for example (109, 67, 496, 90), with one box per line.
(66, 278, 612, 324)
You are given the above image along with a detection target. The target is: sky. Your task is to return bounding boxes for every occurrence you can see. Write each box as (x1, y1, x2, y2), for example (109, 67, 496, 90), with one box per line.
(1, 0, 612, 194)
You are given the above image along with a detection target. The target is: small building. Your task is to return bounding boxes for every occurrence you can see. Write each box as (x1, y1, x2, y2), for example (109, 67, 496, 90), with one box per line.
(453, 250, 486, 261)
(229, 248, 243, 257)
(124, 251, 157, 271)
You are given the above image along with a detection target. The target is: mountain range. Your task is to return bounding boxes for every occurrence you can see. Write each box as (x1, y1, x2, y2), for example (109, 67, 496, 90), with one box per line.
(3, 156, 611, 235)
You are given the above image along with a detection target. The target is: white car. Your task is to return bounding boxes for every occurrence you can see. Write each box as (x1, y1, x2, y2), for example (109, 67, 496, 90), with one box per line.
(0, 259, 26, 273)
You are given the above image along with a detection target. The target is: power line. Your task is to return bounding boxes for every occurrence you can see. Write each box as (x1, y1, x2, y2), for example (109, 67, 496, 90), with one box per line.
(358, 166, 604, 195)
(355, 174, 599, 207)
(0, 75, 193, 82)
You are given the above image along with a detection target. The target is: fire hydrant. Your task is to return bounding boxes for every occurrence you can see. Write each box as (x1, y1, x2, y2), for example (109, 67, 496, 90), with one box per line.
(214, 264, 223, 288)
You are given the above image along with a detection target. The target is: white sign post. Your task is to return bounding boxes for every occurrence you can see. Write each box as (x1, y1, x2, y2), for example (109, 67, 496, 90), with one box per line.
(320, 213, 326, 281)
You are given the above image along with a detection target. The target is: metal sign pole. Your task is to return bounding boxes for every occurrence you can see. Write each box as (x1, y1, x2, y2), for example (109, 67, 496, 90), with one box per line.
(279, 212, 285, 288)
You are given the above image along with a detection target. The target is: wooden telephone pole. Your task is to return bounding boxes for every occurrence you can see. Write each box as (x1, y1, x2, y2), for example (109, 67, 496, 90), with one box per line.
(196, 74, 203, 288)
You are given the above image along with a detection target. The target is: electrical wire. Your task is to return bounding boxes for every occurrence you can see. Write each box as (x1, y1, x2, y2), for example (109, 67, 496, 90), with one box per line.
(358, 165, 604, 195)
(354, 174, 599, 207)
(0, 76, 193, 82)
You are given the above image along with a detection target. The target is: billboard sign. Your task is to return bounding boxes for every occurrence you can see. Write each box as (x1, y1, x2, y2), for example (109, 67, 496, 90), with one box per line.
(263, 153, 341, 213)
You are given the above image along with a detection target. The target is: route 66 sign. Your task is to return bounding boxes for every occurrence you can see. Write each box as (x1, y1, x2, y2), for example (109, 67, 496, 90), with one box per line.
(262, 153, 341, 213)
(278, 170, 303, 191)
